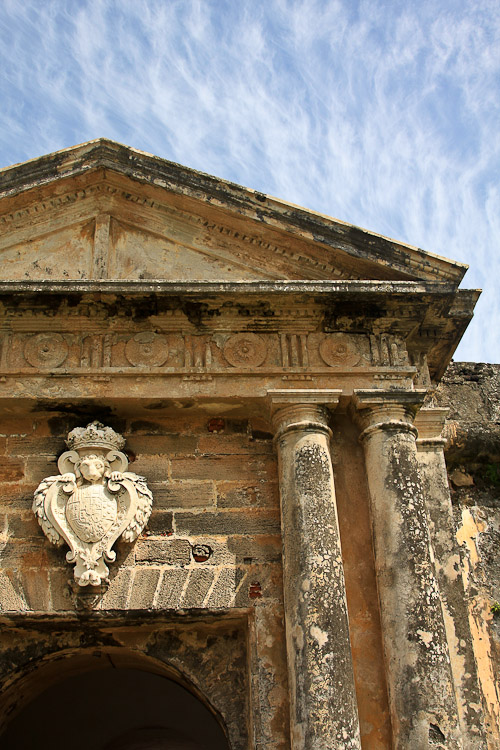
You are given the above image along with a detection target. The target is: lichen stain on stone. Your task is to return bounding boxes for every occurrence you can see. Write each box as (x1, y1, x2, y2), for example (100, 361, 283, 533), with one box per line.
(417, 629, 434, 647)
(467, 599, 500, 745)
(310, 625, 329, 649)
(456, 507, 486, 569)
(456, 508, 500, 744)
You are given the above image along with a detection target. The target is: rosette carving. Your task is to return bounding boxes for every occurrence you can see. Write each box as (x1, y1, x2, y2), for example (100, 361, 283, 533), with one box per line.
(223, 333, 267, 368)
(125, 332, 168, 367)
(24, 333, 68, 369)
(319, 334, 361, 368)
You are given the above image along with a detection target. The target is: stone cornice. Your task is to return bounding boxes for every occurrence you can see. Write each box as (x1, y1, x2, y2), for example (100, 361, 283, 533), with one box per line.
(0, 279, 467, 296)
(267, 388, 342, 408)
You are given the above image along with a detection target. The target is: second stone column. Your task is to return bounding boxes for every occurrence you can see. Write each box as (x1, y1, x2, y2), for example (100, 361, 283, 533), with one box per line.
(269, 389, 361, 750)
(354, 390, 462, 750)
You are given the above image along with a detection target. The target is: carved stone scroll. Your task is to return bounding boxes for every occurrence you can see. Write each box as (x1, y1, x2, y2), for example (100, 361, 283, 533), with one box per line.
(33, 421, 153, 586)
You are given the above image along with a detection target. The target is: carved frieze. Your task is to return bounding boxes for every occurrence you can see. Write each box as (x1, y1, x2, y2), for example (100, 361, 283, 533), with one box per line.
(1, 321, 413, 382)
(33, 421, 153, 586)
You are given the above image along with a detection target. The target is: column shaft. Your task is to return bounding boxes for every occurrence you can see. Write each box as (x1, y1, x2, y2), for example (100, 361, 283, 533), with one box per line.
(272, 397, 361, 750)
(355, 393, 462, 749)
(416, 409, 487, 749)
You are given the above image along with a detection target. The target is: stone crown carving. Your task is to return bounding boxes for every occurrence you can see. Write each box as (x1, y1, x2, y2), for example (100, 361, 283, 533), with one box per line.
(33, 421, 152, 586)
(66, 421, 126, 452)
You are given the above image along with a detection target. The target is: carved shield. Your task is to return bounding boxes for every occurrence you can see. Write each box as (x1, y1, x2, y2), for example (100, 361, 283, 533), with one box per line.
(66, 484, 118, 543)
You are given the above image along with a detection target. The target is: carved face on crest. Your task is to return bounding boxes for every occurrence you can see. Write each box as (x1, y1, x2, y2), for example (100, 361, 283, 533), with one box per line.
(78, 455, 107, 484)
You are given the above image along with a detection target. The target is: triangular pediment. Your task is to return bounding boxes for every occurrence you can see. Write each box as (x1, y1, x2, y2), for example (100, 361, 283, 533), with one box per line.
(0, 139, 467, 285)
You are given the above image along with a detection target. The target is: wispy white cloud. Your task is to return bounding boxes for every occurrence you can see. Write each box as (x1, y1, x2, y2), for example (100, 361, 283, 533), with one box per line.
(0, 0, 498, 361)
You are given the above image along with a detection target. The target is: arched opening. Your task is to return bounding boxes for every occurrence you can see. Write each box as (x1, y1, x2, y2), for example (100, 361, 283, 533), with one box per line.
(0, 648, 231, 750)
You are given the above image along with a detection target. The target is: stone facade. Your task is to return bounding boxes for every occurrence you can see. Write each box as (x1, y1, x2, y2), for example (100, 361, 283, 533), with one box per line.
(0, 139, 496, 749)
(432, 363, 500, 747)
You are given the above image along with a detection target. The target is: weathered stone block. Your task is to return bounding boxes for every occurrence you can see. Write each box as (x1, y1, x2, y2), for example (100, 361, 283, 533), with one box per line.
(113, 540, 136, 568)
(0, 570, 27, 611)
(226, 534, 282, 563)
(216, 480, 280, 509)
(174, 510, 280, 536)
(170, 454, 277, 482)
(49, 569, 73, 611)
(143, 510, 174, 536)
(100, 567, 133, 609)
(22, 568, 50, 611)
(6, 511, 40, 539)
(206, 568, 238, 608)
(1, 539, 67, 568)
(0, 458, 24, 482)
(155, 569, 189, 609)
(135, 538, 191, 565)
(127, 434, 199, 456)
(151, 480, 216, 509)
(129, 567, 161, 609)
(7, 436, 63, 456)
(198, 433, 273, 455)
(129, 455, 170, 482)
(180, 568, 215, 607)
(23, 455, 59, 483)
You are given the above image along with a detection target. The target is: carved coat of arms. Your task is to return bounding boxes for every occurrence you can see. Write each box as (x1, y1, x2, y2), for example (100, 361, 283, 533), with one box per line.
(33, 421, 153, 586)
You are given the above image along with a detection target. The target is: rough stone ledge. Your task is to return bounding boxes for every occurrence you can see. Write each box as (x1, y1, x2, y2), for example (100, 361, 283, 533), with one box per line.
(435, 361, 500, 463)
(0, 279, 461, 295)
(0, 608, 252, 628)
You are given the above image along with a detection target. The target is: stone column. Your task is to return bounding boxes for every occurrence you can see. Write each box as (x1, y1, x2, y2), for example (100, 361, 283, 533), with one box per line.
(269, 389, 361, 750)
(415, 408, 487, 749)
(353, 391, 462, 750)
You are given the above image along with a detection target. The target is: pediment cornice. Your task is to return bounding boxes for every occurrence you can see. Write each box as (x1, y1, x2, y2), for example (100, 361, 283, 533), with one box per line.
(0, 139, 468, 284)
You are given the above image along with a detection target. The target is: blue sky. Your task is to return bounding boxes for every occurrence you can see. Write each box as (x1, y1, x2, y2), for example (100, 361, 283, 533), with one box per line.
(1, 0, 499, 362)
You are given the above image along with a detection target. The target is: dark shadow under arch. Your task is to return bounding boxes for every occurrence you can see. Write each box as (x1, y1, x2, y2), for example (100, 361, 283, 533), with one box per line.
(0, 648, 231, 750)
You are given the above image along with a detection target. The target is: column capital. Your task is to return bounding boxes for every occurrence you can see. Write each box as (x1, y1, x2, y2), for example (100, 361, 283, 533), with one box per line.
(352, 389, 427, 442)
(267, 389, 341, 441)
(414, 407, 449, 450)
